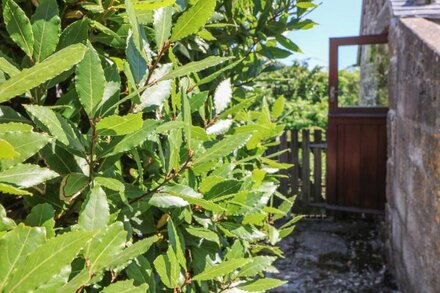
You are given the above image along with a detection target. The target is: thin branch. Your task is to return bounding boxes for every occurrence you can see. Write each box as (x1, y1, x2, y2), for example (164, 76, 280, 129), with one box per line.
(129, 151, 193, 204)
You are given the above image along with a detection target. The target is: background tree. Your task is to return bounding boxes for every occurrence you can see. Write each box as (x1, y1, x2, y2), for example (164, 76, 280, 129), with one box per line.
(252, 61, 361, 130)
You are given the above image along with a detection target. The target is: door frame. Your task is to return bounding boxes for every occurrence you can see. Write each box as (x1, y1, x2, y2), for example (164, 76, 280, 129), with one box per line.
(329, 33, 389, 114)
(326, 33, 389, 214)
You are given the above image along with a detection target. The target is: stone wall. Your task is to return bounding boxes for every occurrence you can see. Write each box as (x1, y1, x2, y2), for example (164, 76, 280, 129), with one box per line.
(386, 18, 440, 293)
(358, 0, 389, 106)
(360, 0, 388, 34)
(360, 1, 440, 291)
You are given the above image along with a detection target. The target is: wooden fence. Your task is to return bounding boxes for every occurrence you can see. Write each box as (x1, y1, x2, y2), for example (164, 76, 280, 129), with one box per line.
(269, 129, 327, 208)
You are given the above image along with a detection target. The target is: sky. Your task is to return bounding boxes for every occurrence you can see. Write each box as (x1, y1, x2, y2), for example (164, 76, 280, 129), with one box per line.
(282, 0, 363, 69)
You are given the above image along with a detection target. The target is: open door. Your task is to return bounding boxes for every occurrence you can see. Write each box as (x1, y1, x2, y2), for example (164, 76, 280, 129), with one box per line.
(327, 34, 389, 213)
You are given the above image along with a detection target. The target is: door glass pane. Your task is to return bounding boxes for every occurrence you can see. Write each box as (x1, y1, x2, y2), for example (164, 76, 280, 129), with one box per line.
(338, 44, 389, 107)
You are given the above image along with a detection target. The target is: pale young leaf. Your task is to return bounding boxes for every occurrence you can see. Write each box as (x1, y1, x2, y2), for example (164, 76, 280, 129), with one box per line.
(214, 78, 232, 114)
(206, 119, 233, 135)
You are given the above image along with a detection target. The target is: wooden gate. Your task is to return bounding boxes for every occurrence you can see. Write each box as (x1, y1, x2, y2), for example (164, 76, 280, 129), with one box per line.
(326, 34, 389, 213)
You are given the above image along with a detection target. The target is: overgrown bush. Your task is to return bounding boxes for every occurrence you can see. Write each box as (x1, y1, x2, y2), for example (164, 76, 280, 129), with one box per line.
(0, 0, 315, 292)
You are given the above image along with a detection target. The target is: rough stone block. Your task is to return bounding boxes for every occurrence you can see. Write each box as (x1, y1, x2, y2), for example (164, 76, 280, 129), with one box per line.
(386, 18, 440, 293)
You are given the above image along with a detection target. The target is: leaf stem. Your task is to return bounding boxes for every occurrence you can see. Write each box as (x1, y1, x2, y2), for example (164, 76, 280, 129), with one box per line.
(89, 119, 98, 181)
(129, 151, 193, 204)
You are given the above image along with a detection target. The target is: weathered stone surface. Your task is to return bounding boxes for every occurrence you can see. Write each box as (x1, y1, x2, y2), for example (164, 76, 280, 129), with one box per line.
(269, 218, 398, 293)
(385, 17, 440, 293)
(361, 0, 388, 34)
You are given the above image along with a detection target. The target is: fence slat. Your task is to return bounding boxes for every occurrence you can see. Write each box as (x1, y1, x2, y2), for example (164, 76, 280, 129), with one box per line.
(301, 129, 311, 205)
(290, 130, 300, 196)
(313, 130, 323, 203)
(272, 128, 326, 212)
(279, 132, 289, 195)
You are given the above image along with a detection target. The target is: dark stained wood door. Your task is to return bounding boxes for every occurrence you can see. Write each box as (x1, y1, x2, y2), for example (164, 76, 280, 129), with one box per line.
(327, 34, 389, 213)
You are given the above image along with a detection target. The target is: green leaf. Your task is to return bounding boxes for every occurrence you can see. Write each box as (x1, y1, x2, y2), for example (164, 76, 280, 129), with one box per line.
(57, 19, 89, 50)
(95, 176, 125, 192)
(271, 96, 285, 119)
(3, 0, 34, 57)
(262, 46, 292, 59)
(33, 266, 71, 293)
(3, 230, 93, 293)
(170, 0, 216, 41)
(205, 179, 241, 200)
(0, 106, 29, 124)
(0, 44, 87, 103)
(125, 0, 151, 62)
(0, 204, 16, 231)
(126, 34, 148, 85)
(156, 121, 185, 133)
(0, 225, 46, 291)
(192, 132, 252, 166)
(182, 91, 192, 149)
(90, 20, 123, 46)
(153, 246, 180, 289)
(31, 0, 61, 62)
(237, 278, 287, 292)
(197, 58, 244, 87)
(186, 226, 219, 245)
(0, 164, 58, 188)
(288, 19, 317, 30)
(237, 256, 276, 277)
(0, 56, 20, 77)
(25, 203, 55, 238)
(160, 56, 233, 81)
(86, 222, 126, 272)
(0, 122, 33, 132)
(78, 186, 109, 231)
(106, 235, 159, 269)
(126, 256, 154, 288)
(189, 92, 208, 112)
(192, 258, 250, 281)
(132, 0, 175, 10)
(0, 183, 32, 196)
(60, 172, 89, 200)
(102, 280, 148, 293)
(275, 34, 302, 53)
(296, 2, 317, 8)
(75, 47, 105, 118)
(0, 139, 19, 160)
(102, 120, 159, 157)
(59, 270, 89, 293)
(0, 130, 51, 169)
(24, 105, 85, 154)
(154, 6, 173, 49)
(167, 219, 186, 269)
(197, 29, 216, 41)
(39, 144, 80, 175)
(96, 113, 143, 136)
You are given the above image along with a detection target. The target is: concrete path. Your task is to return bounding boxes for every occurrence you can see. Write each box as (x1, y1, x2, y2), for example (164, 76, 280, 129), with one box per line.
(270, 217, 400, 293)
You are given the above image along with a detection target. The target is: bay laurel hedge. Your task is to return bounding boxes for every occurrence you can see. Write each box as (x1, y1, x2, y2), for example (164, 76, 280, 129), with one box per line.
(0, 0, 316, 292)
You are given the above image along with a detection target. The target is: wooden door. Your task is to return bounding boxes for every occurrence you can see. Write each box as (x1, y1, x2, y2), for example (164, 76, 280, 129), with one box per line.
(327, 34, 389, 213)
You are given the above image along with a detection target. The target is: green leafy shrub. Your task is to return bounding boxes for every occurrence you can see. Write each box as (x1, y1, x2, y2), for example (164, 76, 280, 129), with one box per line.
(0, 0, 315, 292)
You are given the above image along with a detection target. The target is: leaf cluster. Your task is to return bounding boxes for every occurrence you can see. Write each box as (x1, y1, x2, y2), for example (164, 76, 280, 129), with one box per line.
(0, 0, 315, 291)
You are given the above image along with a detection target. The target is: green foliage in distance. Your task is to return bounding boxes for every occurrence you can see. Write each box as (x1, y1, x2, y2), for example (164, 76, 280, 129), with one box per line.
(253, 61, 361, 130)
(0, 0, 316, 291)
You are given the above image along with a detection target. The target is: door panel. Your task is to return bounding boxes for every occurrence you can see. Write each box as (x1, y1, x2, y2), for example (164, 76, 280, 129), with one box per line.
(327, 34, 388, 212)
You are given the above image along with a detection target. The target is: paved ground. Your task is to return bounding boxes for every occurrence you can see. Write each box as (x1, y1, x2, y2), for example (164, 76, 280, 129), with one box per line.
(270, 216, 400, 293)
